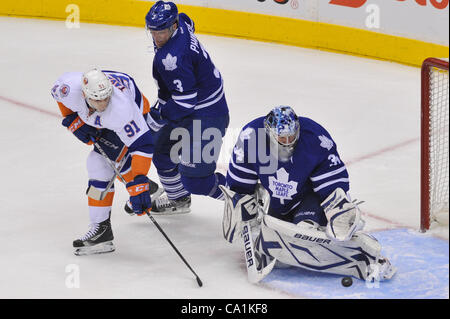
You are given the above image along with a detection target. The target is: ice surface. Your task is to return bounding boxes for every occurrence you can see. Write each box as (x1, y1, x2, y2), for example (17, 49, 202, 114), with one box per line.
(263, 229, 448, 299)
(0, 17, 447, 299)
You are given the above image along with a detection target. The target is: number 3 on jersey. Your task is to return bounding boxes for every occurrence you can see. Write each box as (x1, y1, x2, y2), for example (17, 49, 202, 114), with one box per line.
(124, 120, 141, 137)
(173, 79, 183, 92)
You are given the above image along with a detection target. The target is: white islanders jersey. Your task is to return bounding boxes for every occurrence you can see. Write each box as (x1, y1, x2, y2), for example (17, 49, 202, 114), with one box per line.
(51, 71, 150, 148)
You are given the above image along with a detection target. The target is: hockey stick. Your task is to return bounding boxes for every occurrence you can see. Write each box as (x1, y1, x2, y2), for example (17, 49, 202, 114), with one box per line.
(93, 140, 203, 287)
(242, 220, 277, 283)
(92, 140, 128, 184)
(86, 153, 129, 200)
(146, 212, 203, 287)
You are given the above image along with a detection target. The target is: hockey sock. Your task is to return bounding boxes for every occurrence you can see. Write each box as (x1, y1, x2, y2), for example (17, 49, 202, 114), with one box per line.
(158, 168, 191, 200)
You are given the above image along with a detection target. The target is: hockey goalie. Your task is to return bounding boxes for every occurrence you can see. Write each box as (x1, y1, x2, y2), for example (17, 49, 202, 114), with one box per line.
(220, 106, 396, 283)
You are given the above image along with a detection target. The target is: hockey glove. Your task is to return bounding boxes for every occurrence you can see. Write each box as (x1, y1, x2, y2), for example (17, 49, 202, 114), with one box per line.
(321, 188, 365, 242)
(126, 175, 152, 216)
(146, 102, 168, 132)
(94, 130, 127, 162)
(62, 113, 98, 144)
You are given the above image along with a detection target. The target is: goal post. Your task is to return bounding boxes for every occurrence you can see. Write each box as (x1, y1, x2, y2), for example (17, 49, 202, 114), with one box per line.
(420, 57, 449, 232)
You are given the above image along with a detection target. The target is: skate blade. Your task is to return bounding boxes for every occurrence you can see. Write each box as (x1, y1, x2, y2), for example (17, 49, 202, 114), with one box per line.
(150, 207, 191, 216)
(74, 241, 115, 256)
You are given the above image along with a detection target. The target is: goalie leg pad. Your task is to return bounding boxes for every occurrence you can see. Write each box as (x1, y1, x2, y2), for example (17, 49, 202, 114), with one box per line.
(258, 215, 394, 281)
(219, 186, 258, 243)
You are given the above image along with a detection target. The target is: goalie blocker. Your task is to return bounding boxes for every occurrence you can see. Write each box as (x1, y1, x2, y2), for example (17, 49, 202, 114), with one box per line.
(221, 186, 396, 282)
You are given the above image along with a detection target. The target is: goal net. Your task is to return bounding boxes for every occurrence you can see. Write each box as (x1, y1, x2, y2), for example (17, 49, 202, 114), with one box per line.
(421, 57, 449, 231)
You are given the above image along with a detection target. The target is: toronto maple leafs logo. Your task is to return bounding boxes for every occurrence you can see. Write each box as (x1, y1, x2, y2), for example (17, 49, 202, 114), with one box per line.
(239, 127, 254, 142)
(268, 168, 298, 204)
(318, 135, 334, 150)
(234, 146, 245, 162)
(162, 53, 177, 71)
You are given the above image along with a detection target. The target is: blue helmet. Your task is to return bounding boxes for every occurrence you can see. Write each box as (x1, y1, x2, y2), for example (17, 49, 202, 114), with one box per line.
(264, 106, 300, 149)
(145, 1, 178, 31)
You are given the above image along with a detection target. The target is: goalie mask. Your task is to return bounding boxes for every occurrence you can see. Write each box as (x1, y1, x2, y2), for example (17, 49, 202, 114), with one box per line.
(264, 106, 300, 161)
(81, 68, 113, 112)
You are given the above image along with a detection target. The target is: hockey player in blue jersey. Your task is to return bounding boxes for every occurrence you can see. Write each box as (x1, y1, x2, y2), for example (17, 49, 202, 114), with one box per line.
(220, 106, 396, 282)
(138, 1, 230, 215)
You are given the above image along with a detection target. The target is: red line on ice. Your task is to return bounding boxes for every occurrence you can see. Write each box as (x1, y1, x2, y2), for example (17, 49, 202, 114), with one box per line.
(344, 138, 419, 166)
(0, 95, 60, 118)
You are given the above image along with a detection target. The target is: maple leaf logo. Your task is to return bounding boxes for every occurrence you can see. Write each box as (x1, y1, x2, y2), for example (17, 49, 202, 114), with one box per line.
(268, 168, 298, 205)
(239, 127, 254, 142)
(233, 146, 245, 162)
(318, 135, 334, 151)
(162, 53, 177, 71)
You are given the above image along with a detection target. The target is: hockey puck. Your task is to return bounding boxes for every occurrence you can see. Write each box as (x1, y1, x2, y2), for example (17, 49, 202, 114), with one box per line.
(341, 276, 353, 287)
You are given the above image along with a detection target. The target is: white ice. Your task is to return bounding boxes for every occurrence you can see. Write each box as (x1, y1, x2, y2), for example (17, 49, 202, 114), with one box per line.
(0, 17, 447, 299)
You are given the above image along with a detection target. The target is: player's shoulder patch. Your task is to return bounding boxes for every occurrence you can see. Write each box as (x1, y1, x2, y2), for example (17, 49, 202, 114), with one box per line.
(155, 34, 188, 73)
(160, 52, 178, 71)
(51, 82, 71, 101)
(318, 135, 334, 151)
(50, 83, 60, 100)
(51, 72, 82, 101)
(239, 126, 255, 142)
(299, 117, 333, 149)
(59, 84, 71, 98)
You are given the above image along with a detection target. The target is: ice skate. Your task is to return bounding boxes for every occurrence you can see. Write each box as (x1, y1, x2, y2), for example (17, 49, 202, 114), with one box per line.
(150, 194, 191, 215)
(73, 217, 115, 256)
(366, 256, 397, 282)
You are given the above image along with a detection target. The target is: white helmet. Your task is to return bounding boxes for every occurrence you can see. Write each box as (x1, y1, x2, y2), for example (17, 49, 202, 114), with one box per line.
(81, 68, 113, 103)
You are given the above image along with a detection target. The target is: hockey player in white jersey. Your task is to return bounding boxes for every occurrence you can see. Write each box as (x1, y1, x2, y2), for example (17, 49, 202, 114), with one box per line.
(220, 106, 396, 282)
(51, 68, 162, 255)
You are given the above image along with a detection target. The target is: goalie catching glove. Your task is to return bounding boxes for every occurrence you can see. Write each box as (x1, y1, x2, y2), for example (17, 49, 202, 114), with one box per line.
(219, 186, 259, 243)
(126, 175, 152, 216)
(321, 188, 365, 242)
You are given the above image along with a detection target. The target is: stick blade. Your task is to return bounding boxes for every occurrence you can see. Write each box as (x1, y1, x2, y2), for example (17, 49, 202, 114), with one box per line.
(247, 258, 277, 284)
(86, 185, 106, 201)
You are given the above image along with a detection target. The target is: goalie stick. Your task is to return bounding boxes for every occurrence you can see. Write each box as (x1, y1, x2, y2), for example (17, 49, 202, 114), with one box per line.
(219, 185, 276, 283)
(92, 140, 203, 287)
(243, 220, 277, 283)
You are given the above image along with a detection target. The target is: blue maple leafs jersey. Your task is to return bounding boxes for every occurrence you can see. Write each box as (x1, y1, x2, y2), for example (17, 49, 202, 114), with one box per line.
(152, 13, 229, 122)
(227, 116, 350, 215)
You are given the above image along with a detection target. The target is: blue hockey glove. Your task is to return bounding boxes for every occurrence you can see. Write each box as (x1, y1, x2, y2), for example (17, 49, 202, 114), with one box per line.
(94, 129, 127, 162)
(146, 102, 168, 132)
(126, 175, 152, 216)
(62, 113, 99, 144)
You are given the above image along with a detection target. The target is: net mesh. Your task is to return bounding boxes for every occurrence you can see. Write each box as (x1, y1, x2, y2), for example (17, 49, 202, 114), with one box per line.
(428, 60, 449, 225)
